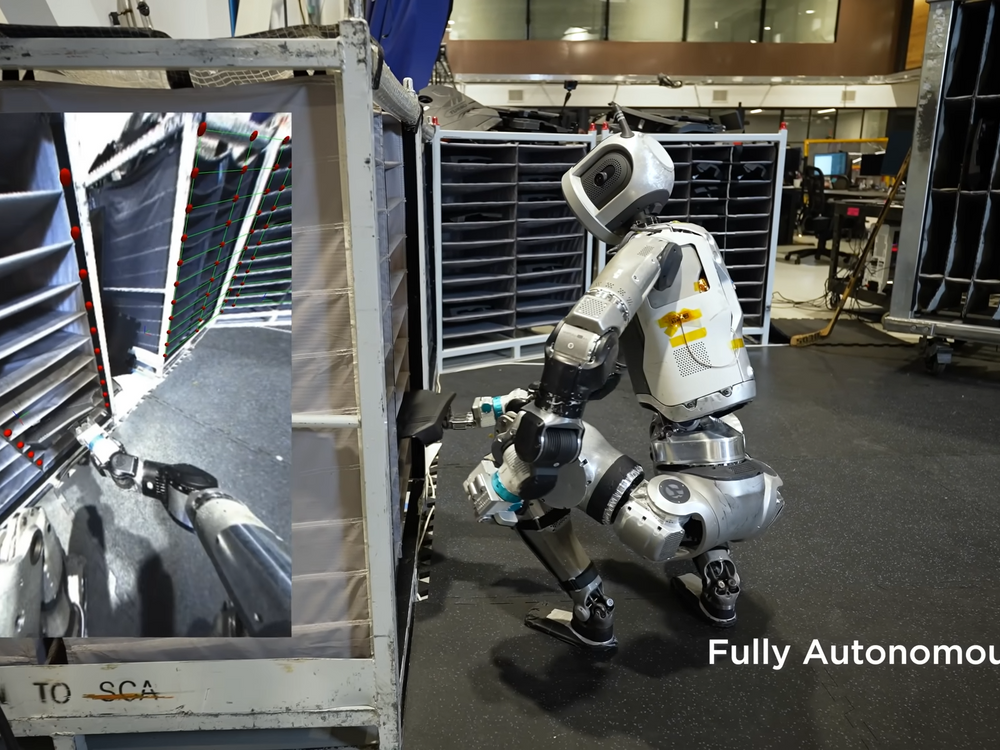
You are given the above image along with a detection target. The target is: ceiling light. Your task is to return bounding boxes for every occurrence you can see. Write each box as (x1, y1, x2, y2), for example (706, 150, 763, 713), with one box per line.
(750, 109, 763, 114)
(764, 26, 771, 30)
(750, 39, 757, 43)
(805, 9, 815, 14)
(817, 108, 836, 114)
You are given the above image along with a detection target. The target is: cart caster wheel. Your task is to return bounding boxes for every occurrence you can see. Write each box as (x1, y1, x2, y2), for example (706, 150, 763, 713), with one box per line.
(925, 357, 947, 375)
(793, 257, 801, 265)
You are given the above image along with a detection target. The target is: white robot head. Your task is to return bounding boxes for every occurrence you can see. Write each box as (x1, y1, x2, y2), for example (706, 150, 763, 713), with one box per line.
(562, 118, 675, 246)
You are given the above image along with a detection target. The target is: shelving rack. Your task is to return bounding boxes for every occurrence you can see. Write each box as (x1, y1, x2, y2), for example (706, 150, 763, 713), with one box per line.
(430, 130, 597, 373)
(0, 21, 423, 750)
(218, 133, 293, 327)
(645, 132, 786, 342)
(428, 129, 784, 375)
(77, 113, 288, 377)
(0, 114, 108, 519)
(887, 0, 1000, 347)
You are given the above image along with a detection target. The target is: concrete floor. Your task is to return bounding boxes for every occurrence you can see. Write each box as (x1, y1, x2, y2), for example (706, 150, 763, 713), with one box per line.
(38, 325, 291, 638)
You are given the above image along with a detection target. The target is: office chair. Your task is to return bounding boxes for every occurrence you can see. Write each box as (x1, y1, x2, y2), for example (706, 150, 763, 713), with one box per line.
(830, 174, 850, 190)
(784, 166, 832, 264)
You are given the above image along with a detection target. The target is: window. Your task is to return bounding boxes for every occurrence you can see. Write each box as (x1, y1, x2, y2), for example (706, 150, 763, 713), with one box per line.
(449, 0, 528, 40)
(744, 109, 784, 134)
(810, 109, 837, 140)
(530, 0, 605, 40)
(687, 0, 763, 43)
(862, 109, 889, 139)
(608, 0, 685, 42)
(835, 109, 864, 140)
(783, 110, 811, 143)
(762, 0, 839, 43)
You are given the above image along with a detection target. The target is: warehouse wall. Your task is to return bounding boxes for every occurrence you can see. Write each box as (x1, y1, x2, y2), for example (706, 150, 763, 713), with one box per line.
(447, 0, 907, 78)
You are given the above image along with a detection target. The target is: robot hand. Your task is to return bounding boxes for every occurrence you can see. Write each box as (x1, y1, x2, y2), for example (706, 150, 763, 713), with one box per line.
(75, 421, 217, 531)
(74, 420, 292, 637)
(447, 388, 532, 430)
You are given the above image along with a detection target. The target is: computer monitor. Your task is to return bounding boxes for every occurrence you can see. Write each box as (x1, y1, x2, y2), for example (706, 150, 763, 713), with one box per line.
(784, 147, 802, 182)
(859, 153, 885, 176)
(813, 152, 847, 177)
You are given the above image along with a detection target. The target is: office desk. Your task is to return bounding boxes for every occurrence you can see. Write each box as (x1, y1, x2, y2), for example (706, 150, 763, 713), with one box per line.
(825, 188, 894, 201)
(828, 198, 905, 307)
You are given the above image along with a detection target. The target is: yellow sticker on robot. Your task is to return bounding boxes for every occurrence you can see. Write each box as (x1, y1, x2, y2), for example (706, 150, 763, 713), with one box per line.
(732, 338, 745, 350)
(657, 308, 702, 337)
(669, 328, 707, 347)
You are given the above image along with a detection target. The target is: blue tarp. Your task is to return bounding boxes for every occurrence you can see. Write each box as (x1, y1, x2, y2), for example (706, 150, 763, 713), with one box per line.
(367, 0, 452, 91)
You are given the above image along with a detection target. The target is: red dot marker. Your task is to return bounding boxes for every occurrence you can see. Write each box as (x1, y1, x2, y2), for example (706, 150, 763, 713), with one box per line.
(60, 168, 71, 187)
(205, 293, 210, 297)
(171, 300, 176, 305)
(199, 318, 203, 323)
(233, 195, 240, 202)
(27, 451, 34, 459)
(232, 303, 237, 307)
(36, 459, 43, 467)
(279, 185, 286, 191)
(214, 261, 220, 266)
(202, 305, 206, 310)
(181, 234, 188, 242)
(191, 167, 200, 179)
(71, 226, 81, 240)
(282, 136, 290, 144)
(164, 354, 168, 359)
(226, 220, 232, 227)
(210, 277, 215, 282)
(85, 301, 93, 310)
(264, 188, 270, 195)
(240, 281, 245, 286)
(79, 269, 88, 279)
(104, 402, 110, 408)
(196, 328, 200, 333)
(249, 228, 255, 235)
(287, 162, 291, 169)
(237, 261, 242, 266)
(271, 205, 277, 212)
(241, 165, 248, 174)
(90, 327, 97, 334)
(101, 379, 106, 386)
(198, 121, 207, 136)
(102, 392, 108, 397)
(273, 163, 280, 171)
(219, 241, 226, 248)
(169, 316, 174, 321)
(2, 429, 10, 438)
(256, 241, 262, 246)
(251, 255, 257, 260)
(186, 204, 193, 214)
(98, 365, 103, 372)
(264, 224, 269, 230)
(174, 282, 180, 287)
(16, 442, 24, 449)
(250, 130, 259, 141)
(178, 260, 184, 266)
(94, 348, 100, 355)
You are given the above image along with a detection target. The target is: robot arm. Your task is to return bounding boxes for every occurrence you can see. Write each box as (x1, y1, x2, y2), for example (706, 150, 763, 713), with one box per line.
(74, 421, 292, 638)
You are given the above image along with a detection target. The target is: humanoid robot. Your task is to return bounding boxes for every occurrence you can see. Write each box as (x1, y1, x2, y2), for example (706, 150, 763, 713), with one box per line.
(457, 108, 785, 650)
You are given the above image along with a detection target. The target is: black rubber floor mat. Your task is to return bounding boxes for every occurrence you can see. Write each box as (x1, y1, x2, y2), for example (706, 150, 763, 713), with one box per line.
(770, 317, 910, 347)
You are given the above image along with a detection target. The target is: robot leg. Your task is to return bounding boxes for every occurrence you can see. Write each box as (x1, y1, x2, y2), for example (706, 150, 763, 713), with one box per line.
(673, 546, 741, 628)
(514, 499, 617, 650)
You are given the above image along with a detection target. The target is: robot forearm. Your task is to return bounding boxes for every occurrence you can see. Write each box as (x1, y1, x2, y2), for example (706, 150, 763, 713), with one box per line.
(74, 421, 292, 637)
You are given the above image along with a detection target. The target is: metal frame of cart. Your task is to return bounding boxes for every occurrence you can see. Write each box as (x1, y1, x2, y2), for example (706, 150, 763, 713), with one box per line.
(0, 20, 419, 750)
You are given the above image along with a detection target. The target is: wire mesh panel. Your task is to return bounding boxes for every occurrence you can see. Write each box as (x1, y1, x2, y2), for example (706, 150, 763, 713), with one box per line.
(0, 113, 106, 517)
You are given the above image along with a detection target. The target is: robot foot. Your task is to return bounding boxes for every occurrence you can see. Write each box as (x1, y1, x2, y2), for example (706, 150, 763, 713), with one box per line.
(671, 547, 741, 628)
(524, 606, 618, 651)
